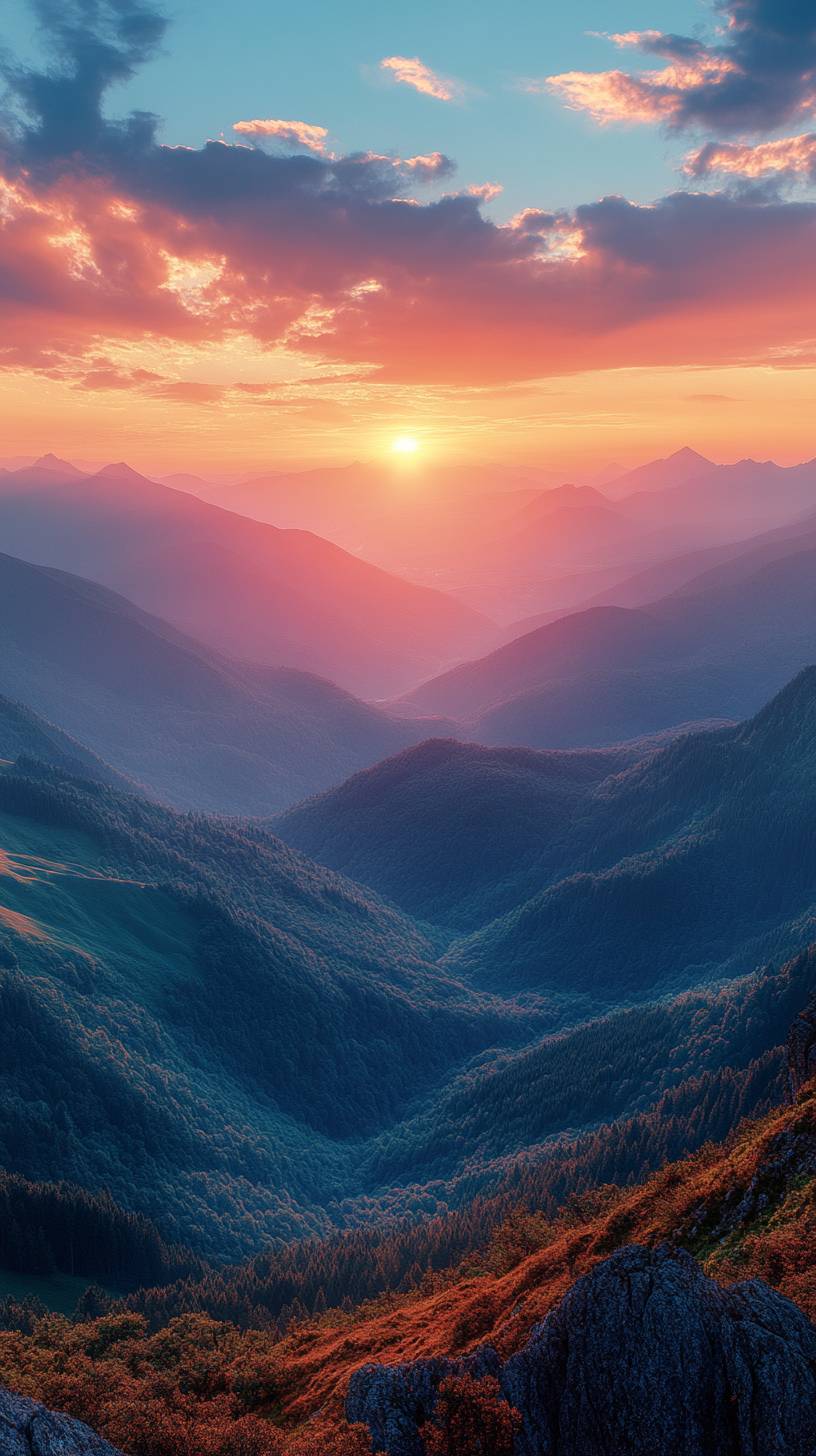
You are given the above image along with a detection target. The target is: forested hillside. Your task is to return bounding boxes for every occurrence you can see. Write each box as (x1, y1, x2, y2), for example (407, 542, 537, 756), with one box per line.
(275, 722, 730, 932)
(2, 711, 816, 1275)
(2, 1041, 815, 1456)
(0, 757, 556, 1258)
(445, 669, 816, 995)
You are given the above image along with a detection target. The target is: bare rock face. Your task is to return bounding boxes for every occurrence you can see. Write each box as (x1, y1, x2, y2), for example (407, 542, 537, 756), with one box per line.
(347, 1245, 816, 1456)
(503, 1245, 816, 1456)
(347, 1349, 501, 1456)
(788, 992, 816, 1099)
(0, 1388, 123, 1455)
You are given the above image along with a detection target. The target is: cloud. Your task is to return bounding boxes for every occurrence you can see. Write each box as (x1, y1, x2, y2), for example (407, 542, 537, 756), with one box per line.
(379, 56, 460, 102)
(687, 133, 816, 180)
(536, 69, 684, 125)
(232, 119, 329, 153)
(1, 0, 167, 160)
(543, 0, 816, 134)
(151, 380, 224, 403)
(466, 182, 503, 203)
(401, 152, 456, 181)
(69, 363, 223, 402)
(316, 190, 816, 381)
(1, 0, 815, 391)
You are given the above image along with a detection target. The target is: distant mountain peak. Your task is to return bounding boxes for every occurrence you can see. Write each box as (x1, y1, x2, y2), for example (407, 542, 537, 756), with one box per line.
(668, 445, 711, 464)
(546, 481, 602, 498)
(603, 446, 717, 500)
(93, 461, 152, 486)
(33, 452, 84, 475)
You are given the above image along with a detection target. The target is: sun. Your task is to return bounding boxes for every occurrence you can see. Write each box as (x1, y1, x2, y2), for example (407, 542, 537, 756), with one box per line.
(391, 435, 420, 456)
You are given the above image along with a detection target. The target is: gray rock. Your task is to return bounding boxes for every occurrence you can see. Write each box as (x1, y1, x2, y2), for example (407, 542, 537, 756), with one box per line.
(347, 1348, 501, 1456)
(787, 992, 816, 1099)
(0, 1388, 123, 1456)
(347, 1245, 816, 1456)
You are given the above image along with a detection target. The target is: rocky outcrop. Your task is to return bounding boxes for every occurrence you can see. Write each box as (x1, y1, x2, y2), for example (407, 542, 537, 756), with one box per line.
(347, 1349, 500, 1456)
(347, 1245, 816, 1456)
(0, 1387, 123, 1455)
(502, 1244, 816, 1456)
(788, 992, 816, 1099)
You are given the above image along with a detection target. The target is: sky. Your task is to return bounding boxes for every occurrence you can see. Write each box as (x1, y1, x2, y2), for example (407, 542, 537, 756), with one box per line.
(0, 0, 815, 475)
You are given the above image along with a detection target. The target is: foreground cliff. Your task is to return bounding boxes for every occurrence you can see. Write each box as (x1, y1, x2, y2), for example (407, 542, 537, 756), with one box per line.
(348, 1244, 816, 1455)
(346, 1005, 816, 1454)
(1, 1015, 816, 1454)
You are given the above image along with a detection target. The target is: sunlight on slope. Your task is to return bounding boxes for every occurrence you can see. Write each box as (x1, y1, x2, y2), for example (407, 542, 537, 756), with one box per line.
(0, 902, 50, 940)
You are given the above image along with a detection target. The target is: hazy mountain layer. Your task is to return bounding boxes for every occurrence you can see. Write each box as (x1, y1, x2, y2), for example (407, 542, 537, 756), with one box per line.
(404, 527, 816, 748)
(0, 461, 491, 698)
(0, 550, 455, 815)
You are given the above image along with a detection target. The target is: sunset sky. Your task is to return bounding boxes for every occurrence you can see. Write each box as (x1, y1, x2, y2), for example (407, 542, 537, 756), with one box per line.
(1, 0, 815, 474)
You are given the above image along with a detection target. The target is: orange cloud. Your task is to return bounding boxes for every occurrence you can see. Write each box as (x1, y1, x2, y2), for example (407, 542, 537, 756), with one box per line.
(3, 153, 816, 390)
(536, 70, 677, 124)
(379, 56, 460, 102)
(232, 119, 329, 152)
(402, 152, 454, 179)
(687, 133, 816, 179)
(540, 3, 816, 135)
(2, 0, 816, 397)
(466, 182, 503, 202)
(542, 52, 736, 126)
(606, 30, 665, 48)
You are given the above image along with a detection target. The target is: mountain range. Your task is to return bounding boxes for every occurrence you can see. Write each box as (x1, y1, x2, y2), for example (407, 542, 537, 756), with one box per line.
(4, 992, 815, 1455)
(402, 504, 816, 747)
(164, 447, 816, 623)
(0, 457, 491, 698)
(3, 669, 816, 1270)
(3, 442, 816, 1454)
(278, 671, 816, 1001)
(0, 550, 456, 815)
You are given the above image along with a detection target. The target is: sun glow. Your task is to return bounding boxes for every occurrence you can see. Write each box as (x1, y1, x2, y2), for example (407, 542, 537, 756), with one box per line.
(391, 434, 420, 455)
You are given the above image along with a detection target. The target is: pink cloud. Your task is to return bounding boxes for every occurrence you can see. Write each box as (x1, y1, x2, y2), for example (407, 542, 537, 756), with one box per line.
(3, 156, 816, 390)
(466, 182, 503, 202)
(606, 30, 665, 48)
(543, 52, 736, 126)
(539, 3, 816, 135)
(687, 133, 816, 179)
(538, 69, 678, 124)
(401, 152, 454, 180)
(232, 119, 329, 153)
(151, 380, 224, 403)
(2, 0, 816, 396)
(379, 56, 460, 102)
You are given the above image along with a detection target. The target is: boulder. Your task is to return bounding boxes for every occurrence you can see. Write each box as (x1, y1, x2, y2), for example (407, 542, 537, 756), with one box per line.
(0, 1387, 123, 1455)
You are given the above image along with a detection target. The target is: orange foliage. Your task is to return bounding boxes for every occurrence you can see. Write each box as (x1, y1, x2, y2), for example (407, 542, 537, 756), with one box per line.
(0, 1085, 815, 1456)
(422, 1375, 520, 1456)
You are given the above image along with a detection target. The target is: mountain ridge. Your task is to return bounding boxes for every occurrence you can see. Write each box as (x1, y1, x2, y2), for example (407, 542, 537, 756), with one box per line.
(0, 548, 459, 815)
(0, 461, 492, 698)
